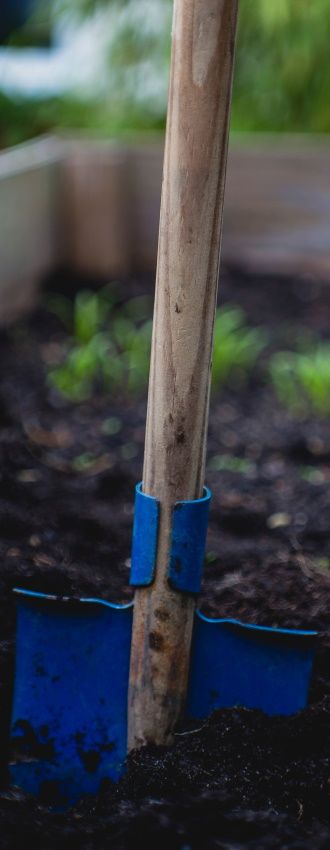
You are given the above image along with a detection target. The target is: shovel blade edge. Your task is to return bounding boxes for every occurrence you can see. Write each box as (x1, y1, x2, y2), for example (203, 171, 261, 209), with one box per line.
(9, 593, 317, 805)
(10, 591, 132, 807)
(187, 612, 317, 720)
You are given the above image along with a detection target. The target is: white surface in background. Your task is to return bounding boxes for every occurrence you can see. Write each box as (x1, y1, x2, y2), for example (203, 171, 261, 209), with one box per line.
(0, 12, 110, 97)
(0, 0, 170, 107)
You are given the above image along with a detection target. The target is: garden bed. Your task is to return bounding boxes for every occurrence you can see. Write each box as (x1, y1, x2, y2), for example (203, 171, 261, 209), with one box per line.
(1, 135, 330, 328)
(0, 266, 329, 849)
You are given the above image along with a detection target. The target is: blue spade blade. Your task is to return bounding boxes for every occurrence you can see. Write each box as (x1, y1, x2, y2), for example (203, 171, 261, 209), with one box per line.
(187, 611, 317, 719)
(10, 590, 132, 807)
(9, 591, 317, 805)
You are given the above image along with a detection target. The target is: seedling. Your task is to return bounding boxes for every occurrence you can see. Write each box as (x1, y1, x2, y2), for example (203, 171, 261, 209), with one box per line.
(270, 343, 330, 417)
(212, 307, 266, 391)
(48, 290, 152, 401)
(49, 291, 265, 403)
(208, 453, 256, 476)
(101, 416, 122, 436)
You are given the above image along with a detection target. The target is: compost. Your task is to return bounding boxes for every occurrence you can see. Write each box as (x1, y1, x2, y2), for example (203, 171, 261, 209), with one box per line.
(0, 267, 329, 849)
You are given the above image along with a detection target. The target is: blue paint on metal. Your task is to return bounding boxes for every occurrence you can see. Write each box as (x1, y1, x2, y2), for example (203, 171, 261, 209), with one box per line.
(130, 483, 211, 593)
(130, 483, 160, 587)
(10, 589, 133, 807)
(187, 611, 318, 719)
(9, 591, 317, 805)
(168, 487, 211, 593)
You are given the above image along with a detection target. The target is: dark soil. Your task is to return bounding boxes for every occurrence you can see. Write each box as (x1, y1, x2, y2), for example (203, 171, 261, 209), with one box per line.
(0, 266, 329, 849)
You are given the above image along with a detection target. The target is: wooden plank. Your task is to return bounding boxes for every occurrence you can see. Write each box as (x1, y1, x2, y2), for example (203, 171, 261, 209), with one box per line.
(223, 137, 330, 279)
(126, 143, 163, 272)
(121, 136, 330, 280)
(62, 140, 131, 278)
(0, 133, 329, 327)
(0, 136, 63, 324)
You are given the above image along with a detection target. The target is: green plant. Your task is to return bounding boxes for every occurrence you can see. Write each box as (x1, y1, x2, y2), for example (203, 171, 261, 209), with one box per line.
(299, 466, 325, 485)
(49, 295, 265, 403)
(48, 288, 152, 401)
(212, 307, 266, 391)
(270, 344, 330, 417)
(232, 0, 330, 132)
(208, 453, 256, 476)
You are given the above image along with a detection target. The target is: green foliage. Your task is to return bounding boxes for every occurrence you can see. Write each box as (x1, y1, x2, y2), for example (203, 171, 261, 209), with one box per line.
(47, 284, 330, 423)
(101, 416, 122, 435)
(299, 466, 326, 485)
(54, 0, 330, 134)
(48, 291, 265, 404)
(71, 451, 100, 472)
(270, 344, 330, 417)
(0, 91, 165, 151)
(208, 453, 255, 476)
(73, 290, 107, 343)
(212, 307, 266, 391)
(232, 0, 330, 132)
(55, 0, 130, 16)
(48, 288, 152, 402)
(1, 0, 330, 148)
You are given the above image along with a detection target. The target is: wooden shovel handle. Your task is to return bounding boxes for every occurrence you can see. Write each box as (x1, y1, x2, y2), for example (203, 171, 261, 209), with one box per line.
(128, 0, 239, 750)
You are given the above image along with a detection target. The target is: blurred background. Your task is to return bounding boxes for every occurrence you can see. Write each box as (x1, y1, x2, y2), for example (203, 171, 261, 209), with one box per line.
(0, 0, 329, 408)
(0, 0, 328, 612)
(0, 0, 330, 145)
(1, 0, 330, 313)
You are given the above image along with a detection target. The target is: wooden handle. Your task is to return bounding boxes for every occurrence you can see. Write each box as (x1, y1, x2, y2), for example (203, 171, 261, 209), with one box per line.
(128, 0, 239, 750)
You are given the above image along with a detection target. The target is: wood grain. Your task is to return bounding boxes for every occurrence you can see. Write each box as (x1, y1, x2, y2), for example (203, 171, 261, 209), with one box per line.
(128, 0, 239, 750)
